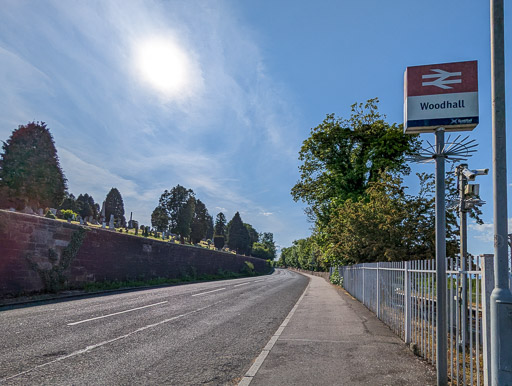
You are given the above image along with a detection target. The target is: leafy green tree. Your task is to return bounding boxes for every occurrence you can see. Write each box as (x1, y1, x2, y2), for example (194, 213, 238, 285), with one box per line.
(214, 212, 227, 236)
(244, 223, 259, 249)
(158, 185, 195, 242)
(260, 232, 277, 260)
(151, 206, 169, 232)
(251, 242, 273, 260)
(190, 199, 210, 244)
(176, 196, 195, 243)
(0, 122, 67, 210)
(105, 188, 126, 227)
(291, 99, 420, 227)
(227, 212, 251, 255)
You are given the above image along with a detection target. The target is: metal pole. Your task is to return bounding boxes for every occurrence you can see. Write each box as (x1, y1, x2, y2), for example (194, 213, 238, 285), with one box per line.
(435, 128, 448, 385)
(490, 1, 512, 384)
(458, 166, 469, 348)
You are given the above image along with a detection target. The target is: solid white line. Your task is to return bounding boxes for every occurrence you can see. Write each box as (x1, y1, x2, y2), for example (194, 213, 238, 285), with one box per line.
(2, 301, 223, 382)
(191, 287, 226, 297)
(237, 280, 310, 385)
(234, 282, 250, 287)
(67, 301, 168, 326)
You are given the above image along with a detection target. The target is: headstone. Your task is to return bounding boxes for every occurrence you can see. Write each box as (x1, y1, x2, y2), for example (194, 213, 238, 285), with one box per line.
(102, 222, 106, 229)
(50, 208, 57, 215)
(128, 212, 133, 229)
(23, 206, 34, 214)
(108, 214, 115, 230)
(100, 201, 106, 224)
(79, 216, 84, 225)
(38, 208, 44, 216)
(9, 208, 15, 212)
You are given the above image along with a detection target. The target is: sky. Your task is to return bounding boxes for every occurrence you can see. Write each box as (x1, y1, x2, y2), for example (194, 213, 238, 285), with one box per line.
(0, 0, 511, 258)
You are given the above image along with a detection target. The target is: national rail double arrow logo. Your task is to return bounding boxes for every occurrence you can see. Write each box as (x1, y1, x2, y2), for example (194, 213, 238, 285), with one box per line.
(421, 69, 462, 90)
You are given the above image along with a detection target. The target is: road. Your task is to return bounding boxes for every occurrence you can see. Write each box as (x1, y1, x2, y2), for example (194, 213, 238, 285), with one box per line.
(0, 269, 308, 385)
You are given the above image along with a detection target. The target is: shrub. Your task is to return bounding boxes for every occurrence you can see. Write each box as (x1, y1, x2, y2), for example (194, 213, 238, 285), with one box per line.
(60, 209, 77, 221)
(330, 268, 343, 286)
(45, 210, 57, 219)
(241, 261, 255, 276)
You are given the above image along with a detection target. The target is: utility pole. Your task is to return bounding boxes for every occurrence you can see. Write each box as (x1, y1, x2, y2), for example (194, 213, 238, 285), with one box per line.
(490, 0, 512, 384)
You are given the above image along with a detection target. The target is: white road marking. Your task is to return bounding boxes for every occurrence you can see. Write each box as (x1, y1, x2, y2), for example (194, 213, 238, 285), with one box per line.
(191, 287, 226, 297)
(67, 301, 168, 326)
(253, 280, 264, 283)
(238, 280, 310, 386)
(234, 282, 250, 287)
(2, 301, 223, 382)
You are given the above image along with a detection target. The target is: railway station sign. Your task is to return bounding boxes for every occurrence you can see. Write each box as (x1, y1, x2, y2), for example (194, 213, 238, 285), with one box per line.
(404, 60, 478, 133)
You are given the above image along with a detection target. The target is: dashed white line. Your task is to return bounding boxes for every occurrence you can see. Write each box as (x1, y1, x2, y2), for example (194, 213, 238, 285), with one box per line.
(234, 282, 250, 287)
(2, 301, 223, 382)
(191, 287, 226, 297)
(67, 301, 168, 326)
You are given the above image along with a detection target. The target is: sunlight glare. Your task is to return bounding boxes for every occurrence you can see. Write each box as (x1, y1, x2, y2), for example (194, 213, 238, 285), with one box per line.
(135, 36, 192, 98)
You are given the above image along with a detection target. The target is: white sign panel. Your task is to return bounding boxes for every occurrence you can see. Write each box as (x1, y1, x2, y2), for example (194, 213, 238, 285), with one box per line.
(404, 60, 478, 133)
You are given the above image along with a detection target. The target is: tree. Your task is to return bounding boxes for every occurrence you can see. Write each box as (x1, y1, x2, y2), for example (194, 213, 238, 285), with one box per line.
(0, 122, 67, 210)
(151, 206, 169, 232)
(214, 235, 225, 250)
(251, 242, 273, 260)
(214, 212, 227, 236)
(260, 232, 277, 260)
(59, 192, 79, 213)
(176, 196, 195, 243)
(244, 223, 259, 251)
(227, 212, 251, 255)
(158, 185, 195, 242)
(205, 214, 214, 240)
(190, 199, 210, 244)
(76, 193, 98, 221)
(291, 99, 420, 227)
(105, 188, 126, 227)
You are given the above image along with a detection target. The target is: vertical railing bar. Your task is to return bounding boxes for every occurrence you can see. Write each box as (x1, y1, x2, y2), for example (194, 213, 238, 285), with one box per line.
(426, 259, 430, 363)
(450, 258, 454, 383)
(463, 256, 467, 386)
(476, 255, 481, 386)
(469, 260, 474, 385)
(422, 259, 426, 359)
(456, 255, 460, 384)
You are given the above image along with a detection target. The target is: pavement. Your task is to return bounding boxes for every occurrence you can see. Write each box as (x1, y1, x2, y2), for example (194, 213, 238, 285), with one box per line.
(240, 272, 436, 386)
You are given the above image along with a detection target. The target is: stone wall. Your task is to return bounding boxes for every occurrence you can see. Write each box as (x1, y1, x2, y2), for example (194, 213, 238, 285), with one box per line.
(0, 210, 269, 296)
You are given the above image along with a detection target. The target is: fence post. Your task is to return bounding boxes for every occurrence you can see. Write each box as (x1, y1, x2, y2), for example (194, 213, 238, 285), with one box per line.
(377, 262, 380, 319)
(362, 264, 365, 306)
(405, 261, 411, 344)
(481, 254, 495, 386)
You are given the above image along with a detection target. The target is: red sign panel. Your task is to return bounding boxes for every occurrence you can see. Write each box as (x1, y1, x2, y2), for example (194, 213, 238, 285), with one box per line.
(406, 60, 478, 97)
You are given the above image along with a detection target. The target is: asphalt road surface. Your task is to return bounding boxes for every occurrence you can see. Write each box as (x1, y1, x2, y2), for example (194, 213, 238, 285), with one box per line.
(0, 269, 308, 385)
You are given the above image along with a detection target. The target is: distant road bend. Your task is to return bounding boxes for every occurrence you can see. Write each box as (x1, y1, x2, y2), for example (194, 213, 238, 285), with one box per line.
(0, 269, 308, 385)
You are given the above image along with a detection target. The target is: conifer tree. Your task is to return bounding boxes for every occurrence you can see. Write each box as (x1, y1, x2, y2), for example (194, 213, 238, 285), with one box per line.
(227, 212, 251, 255)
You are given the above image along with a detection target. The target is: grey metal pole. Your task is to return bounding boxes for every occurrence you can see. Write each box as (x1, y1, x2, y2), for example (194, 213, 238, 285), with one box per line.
(458, 167, 468, 349)
(435, 128, 448, 386)
(490, 0, 512, 384)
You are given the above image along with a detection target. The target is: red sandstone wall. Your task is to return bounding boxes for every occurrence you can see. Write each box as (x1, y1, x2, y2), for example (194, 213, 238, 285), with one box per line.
(0, 210, 269, 296)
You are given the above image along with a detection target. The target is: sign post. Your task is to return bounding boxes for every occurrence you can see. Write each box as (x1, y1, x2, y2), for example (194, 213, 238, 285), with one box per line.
(404, 60, 479, 386)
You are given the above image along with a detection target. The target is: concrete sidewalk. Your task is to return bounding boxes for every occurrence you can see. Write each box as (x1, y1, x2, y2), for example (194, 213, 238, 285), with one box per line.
(241, 272, 436, 386)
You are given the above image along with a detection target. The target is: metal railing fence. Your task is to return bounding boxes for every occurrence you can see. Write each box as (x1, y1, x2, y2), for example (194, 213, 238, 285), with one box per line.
(332, 255, 499, 386)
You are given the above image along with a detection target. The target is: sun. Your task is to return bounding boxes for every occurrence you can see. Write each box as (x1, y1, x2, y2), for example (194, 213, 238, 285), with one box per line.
(134, 36, 193, 98)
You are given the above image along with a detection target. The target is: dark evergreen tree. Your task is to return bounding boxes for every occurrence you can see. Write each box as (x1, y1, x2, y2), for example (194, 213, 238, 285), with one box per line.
(0, 122, 67, 210)
(76, 193, 96, 220)
(244, 223, 259, 253)
(59, 192, 79, 213)
(190, 199, 210, 244)
(213, 235, 225, 250)
(205, 214, 214, 240)
(214, 212, 227, 236)
(176, 196, 195, 243)
(227, 212, 251, 255)
(105, 187, 126, 227)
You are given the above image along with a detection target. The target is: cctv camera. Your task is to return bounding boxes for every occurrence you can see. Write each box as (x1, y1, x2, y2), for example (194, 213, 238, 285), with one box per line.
(474, 168, 489, 176)
(462, 168, 476, 181)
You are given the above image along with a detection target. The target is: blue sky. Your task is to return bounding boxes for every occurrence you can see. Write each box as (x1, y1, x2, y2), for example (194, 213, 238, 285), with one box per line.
(0, 0, 511, 257)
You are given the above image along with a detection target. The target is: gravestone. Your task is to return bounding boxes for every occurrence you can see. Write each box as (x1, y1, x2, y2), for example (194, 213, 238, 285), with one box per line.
(79, 216, 84, 225)
(108, 214, 115, 230)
